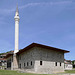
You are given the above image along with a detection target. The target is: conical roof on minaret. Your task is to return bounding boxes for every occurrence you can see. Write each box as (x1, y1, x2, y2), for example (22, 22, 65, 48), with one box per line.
(15, 4, 19, 16)
(16, 4, 19, 13)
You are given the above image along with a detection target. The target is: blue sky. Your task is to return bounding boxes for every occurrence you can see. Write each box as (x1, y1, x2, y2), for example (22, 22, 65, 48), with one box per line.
(0, 0, 75, 60)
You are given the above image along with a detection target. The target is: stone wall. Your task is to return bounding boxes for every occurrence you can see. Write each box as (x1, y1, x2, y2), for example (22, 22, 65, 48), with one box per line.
(18, 47, 36, 72)
(34, 47, 64, 74)
(13, 54, 19, 70)
(18, 46, 64, 74)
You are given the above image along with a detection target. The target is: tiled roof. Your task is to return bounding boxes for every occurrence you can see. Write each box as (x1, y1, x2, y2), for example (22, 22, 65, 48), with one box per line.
(5, 43, 70, 58)
(17, 43, 70, 55)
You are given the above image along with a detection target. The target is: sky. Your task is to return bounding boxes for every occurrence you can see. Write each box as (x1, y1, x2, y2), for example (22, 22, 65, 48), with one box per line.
(0, 0, 75, 60)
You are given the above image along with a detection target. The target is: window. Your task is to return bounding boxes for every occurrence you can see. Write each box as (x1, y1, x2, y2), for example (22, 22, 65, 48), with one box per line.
(19, 64, 21, 68)
(24, 63, 25, 67)
(0, 62, 2, 66)
(7, 59, 11, 68)
(27, 62, 28, 66)
(31, 61, 32, 66)
(60, 63, 61, 66)
(55, 62, 57, 66)
(40, 61, 42, 65)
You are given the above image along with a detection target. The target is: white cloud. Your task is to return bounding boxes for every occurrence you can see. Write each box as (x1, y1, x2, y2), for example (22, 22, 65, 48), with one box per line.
(19, 1, 72, 9)
(0, 8, 15, 14)
(0, 1, 72, 15)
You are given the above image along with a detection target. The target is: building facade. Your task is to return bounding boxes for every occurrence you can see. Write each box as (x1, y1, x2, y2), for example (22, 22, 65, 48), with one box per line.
(5, 6, 70, 74)
(5, 43, 69, 74)
(72, 60, 75, 68)
(64, 59, 72, 70)
(18, 46, 64, 74)
(0, 54, 7, 69)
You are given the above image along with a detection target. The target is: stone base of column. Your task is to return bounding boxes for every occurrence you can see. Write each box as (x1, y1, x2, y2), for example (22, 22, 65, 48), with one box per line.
(13, 54, 19, 70)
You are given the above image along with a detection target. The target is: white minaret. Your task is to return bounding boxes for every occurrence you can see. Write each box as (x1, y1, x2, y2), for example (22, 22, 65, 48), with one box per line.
(14, 5, 20, 54)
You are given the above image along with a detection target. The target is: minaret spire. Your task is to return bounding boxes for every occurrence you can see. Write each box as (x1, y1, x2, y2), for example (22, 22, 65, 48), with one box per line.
(16, 4, 19, 12)
(15, 4, 19, 16)
(14, 4, 20, 54)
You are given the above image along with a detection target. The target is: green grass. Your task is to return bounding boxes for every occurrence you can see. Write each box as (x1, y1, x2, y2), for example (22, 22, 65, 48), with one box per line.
(65, 70, 75, 73)
(0, 70, 54, 75)
(0, 70, 75, 75)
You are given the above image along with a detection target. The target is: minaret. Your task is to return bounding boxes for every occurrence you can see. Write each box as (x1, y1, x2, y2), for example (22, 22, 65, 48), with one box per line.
(12, 5, 20, 70)
(14, 5, 20, 54)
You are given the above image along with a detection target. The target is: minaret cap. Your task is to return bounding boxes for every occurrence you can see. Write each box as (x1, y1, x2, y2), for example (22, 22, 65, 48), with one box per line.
(15, 5, 19, 16)
(14, 4, 20, 20)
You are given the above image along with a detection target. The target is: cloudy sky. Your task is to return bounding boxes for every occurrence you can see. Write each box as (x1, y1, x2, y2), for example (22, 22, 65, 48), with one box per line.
(0, 0, 75, 60)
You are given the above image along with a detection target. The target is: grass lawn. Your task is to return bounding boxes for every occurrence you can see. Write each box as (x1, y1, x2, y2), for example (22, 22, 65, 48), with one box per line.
(65, 70, 75, 73)
(0, 70, 75, 75)
(0, 70, 54, 75)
